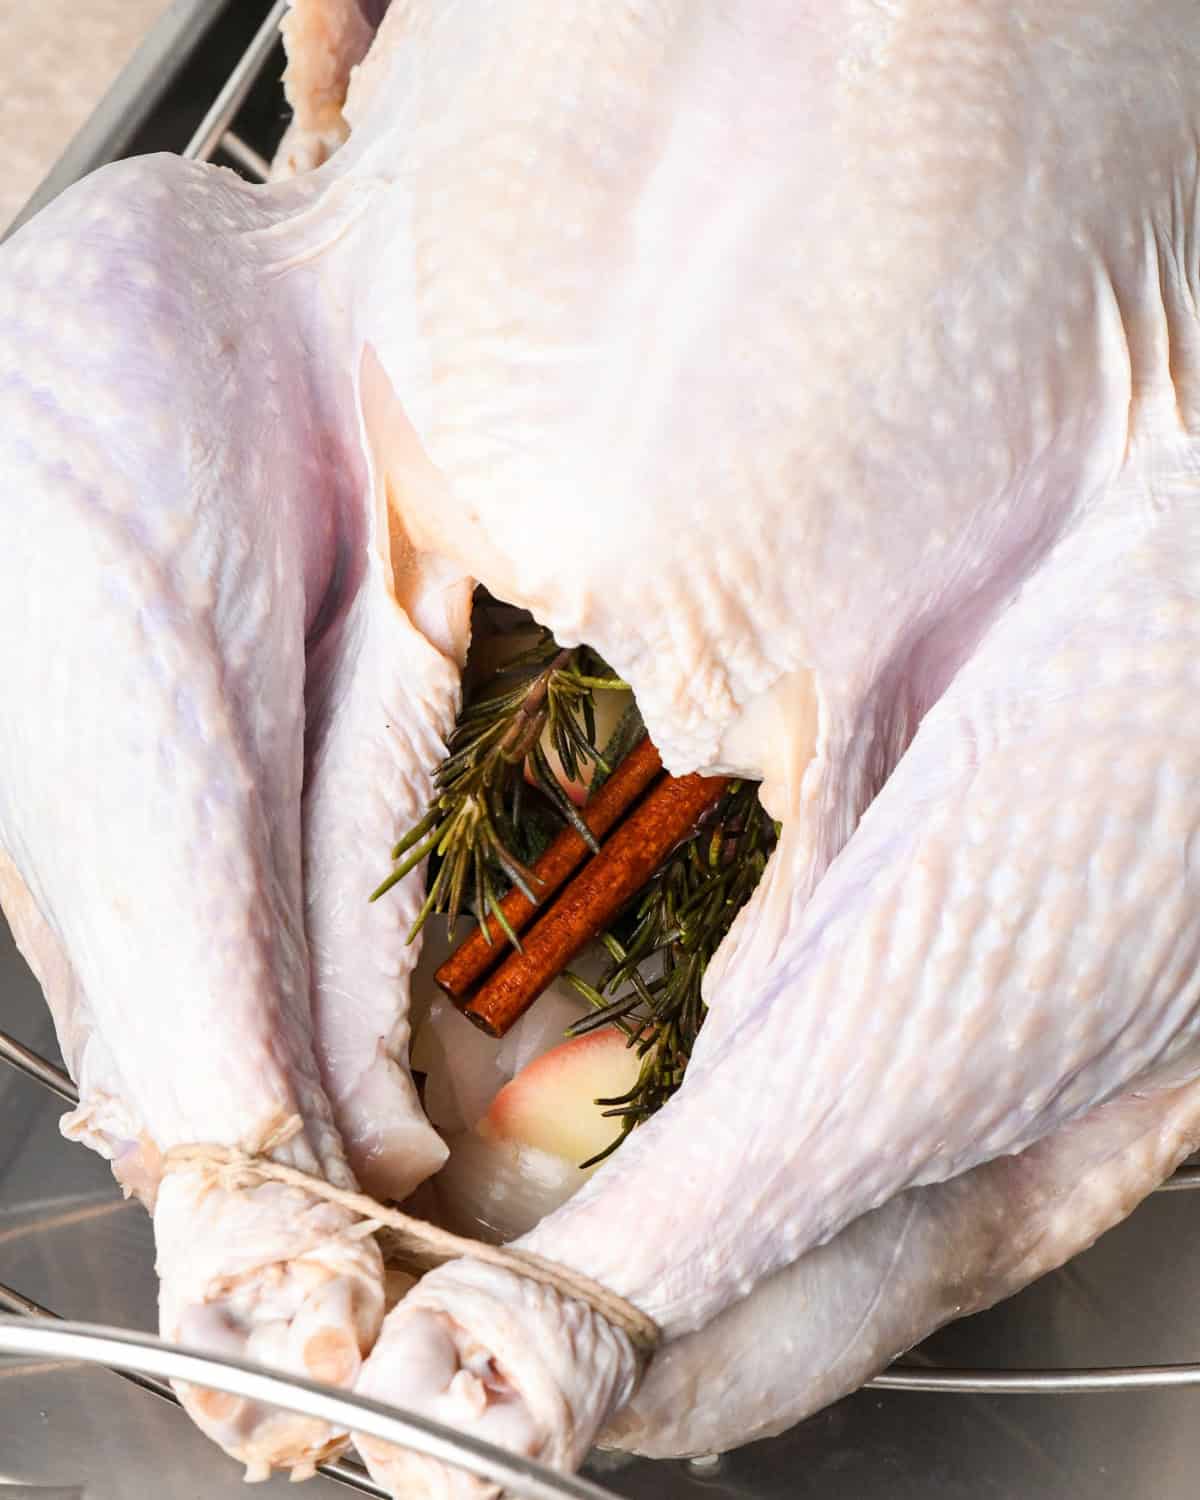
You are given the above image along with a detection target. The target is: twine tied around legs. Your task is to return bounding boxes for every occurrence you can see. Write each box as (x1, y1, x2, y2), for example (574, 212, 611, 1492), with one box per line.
(162, 1114, 659, 1356)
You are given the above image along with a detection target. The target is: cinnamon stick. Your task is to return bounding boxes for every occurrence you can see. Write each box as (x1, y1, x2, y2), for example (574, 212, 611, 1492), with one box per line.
(435, 736, 664, 1003)
(462, 770, 730, 1038)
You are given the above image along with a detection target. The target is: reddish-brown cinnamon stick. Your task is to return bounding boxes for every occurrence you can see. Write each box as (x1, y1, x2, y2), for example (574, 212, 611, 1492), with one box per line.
(462, 769, 730, 1038)
(435, 736, 664, 1003)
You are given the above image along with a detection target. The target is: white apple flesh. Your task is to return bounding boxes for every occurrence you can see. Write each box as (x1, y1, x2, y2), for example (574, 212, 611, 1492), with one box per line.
(430, 1025, 645, 1242)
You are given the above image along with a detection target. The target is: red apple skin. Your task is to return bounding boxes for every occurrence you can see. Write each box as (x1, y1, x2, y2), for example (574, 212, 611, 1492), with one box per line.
(478, 1026, 643, 1165)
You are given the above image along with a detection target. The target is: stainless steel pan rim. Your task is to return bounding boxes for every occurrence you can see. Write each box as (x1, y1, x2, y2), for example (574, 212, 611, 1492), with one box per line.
(4, 1022, 1200, 1418)
(0, 1313, 623, 1500)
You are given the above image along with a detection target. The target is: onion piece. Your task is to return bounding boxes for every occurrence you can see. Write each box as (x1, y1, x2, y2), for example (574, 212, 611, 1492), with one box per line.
(431, 1133, 590, 1244)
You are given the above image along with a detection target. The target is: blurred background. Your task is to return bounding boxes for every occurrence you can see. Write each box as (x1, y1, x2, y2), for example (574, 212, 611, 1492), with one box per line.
(1, 0, 169, 231)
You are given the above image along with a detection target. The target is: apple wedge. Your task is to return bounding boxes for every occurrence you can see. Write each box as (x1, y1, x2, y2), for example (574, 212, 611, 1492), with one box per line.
(433, 1026, 643, 1243)
(481, 1025, 643, 1163)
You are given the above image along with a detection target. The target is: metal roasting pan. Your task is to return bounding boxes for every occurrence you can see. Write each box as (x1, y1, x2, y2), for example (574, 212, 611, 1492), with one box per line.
(2, 4, 1199, 1494)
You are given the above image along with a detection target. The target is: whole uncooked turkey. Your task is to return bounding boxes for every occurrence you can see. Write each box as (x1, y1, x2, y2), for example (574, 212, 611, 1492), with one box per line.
(1, 0, 1199, 1493)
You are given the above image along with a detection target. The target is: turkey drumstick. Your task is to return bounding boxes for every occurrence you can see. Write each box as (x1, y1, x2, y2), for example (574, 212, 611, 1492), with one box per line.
(0, 151, 453, 1473)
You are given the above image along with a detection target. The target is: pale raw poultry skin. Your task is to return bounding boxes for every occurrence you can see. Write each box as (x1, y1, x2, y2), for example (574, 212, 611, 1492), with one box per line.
(1, 0, 1200, 1494)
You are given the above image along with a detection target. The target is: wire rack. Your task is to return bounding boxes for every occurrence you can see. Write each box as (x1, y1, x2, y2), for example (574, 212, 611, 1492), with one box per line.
(5, 2, 1200, 1495)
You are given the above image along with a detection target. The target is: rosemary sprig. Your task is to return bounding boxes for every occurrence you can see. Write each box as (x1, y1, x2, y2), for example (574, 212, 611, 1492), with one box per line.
(566, 779, 778, 1167)
(376, 600, 775, 1167)
(373, 623, 629, 942)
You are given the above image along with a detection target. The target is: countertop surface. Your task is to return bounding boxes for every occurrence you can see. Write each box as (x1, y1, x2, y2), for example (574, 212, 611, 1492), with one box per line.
(0, 0, 170, 231)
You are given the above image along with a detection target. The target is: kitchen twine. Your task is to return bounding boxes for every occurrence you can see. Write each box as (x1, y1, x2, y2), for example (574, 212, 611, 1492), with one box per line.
(162, 1114, 660, 1357)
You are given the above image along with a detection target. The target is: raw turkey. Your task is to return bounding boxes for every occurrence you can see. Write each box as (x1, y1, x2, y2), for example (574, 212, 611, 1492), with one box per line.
(1, 0, 1199, 1495)
(273, 0, 387, 177)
